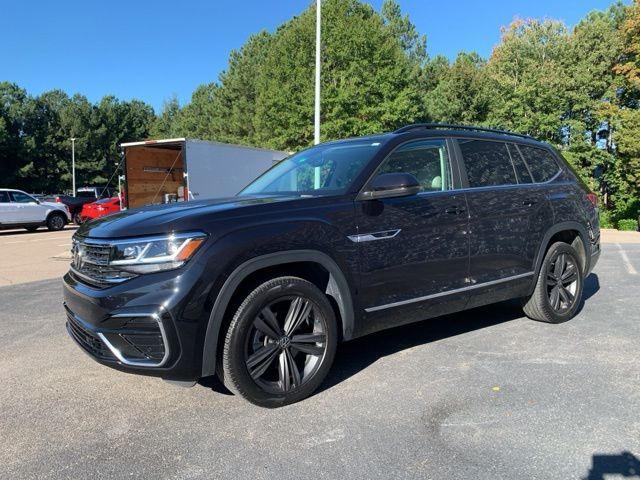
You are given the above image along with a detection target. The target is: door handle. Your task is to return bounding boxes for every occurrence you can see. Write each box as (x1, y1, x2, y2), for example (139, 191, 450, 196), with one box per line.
(522, 199, 537, 207)
(445, 206, 466, 215)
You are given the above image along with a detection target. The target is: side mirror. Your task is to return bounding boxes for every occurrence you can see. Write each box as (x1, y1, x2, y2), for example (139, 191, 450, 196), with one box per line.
(361, 172, 420, 200)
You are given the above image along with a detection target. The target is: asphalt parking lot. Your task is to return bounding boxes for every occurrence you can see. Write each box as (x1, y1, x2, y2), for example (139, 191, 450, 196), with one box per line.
(1, 229, 639, 479)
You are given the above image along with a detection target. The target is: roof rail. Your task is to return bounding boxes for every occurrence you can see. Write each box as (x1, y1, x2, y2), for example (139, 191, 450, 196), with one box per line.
(393, 123, 536, 141)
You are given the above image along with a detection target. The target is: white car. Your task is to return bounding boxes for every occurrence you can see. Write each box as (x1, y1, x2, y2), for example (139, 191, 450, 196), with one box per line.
(0, 189, 71, 232)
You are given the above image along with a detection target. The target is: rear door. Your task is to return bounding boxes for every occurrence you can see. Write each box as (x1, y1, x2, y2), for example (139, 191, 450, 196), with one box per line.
(354, 138, 470, 333)
(455, 138, 547, 288)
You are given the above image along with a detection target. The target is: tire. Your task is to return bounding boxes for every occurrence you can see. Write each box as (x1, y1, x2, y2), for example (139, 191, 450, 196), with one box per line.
(73, 212, 83, 225)
(25, 226, 39, 232)
(46, 212, 66, 231)
(523, 242, 584, 323)
(222, 276, 338, 408)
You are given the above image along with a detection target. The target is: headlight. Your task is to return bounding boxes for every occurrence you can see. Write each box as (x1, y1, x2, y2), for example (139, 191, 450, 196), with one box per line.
(109, 232, 207, 274)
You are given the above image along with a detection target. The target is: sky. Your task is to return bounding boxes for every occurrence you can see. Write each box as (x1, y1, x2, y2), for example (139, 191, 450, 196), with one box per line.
(0, 0, 626, 113)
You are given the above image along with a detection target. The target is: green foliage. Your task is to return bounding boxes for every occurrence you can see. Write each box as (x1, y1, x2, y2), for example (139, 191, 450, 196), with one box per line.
(617, 218, 639, 230)
(425, 52, 490, 124)
(2, 0, 640, 220)
(486, 19, 570, 143)
(599, 209, 614, 228)
(151, 96, 182, 139)
(0, 84, 154, 193)
(381, 0, 427, 65)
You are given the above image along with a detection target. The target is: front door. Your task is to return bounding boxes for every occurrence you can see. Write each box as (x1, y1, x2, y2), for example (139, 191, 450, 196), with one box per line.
(9, 191, 44, 223)
(354, 139, 470, 334)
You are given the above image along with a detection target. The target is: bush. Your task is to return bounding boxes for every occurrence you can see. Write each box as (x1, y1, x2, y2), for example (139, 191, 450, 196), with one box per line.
(618, 219, 639, 231)
(599, 209, 614, 228)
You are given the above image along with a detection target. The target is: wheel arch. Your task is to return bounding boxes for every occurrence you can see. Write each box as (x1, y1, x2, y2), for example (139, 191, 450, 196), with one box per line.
(531, 221, 591, 291)
(46, 209, 67, 222)
(200, 250, 355, 378)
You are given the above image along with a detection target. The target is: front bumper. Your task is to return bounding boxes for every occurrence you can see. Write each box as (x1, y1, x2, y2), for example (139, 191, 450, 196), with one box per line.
(62, 258, 212, 381)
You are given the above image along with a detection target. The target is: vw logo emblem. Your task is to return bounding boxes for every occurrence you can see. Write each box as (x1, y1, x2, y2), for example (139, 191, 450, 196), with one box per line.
(73, 243, 85, 270)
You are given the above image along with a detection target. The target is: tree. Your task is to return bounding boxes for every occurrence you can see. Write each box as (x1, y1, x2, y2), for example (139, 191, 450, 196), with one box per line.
(425, 52, 491, 124)
(381, 0, 427, 65)
(0, 82, 28, 188)
(150, 96, 183, 139)
(615, 0, 640, 89)
(178, 83, 218, 140)
(486, 19, 570, 143)
(254, 0, 421, 150)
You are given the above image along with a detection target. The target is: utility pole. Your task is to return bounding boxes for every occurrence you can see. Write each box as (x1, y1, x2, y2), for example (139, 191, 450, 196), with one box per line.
(70, 138, 76, 196)
(314, 0, 321, 145)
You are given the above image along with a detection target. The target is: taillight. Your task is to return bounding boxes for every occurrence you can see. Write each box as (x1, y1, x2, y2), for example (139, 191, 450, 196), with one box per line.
(56, 196, 61, 203)
(586, 193, 598, 208)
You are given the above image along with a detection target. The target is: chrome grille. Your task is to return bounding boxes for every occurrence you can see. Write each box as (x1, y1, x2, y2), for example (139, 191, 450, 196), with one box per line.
(83, 243, 112, 265)
(71, 237, 136, 288)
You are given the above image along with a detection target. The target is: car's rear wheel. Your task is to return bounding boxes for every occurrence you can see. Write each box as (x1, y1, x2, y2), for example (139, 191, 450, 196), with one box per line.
(73, 212, 83, 225)
(46, 212, 66, 231)
(523, 242, 583, 323)
(222, 276, 337, 407)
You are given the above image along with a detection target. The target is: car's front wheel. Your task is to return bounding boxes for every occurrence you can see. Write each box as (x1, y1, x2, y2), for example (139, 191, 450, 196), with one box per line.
(222, 276, 337, 407)
(523, 241, 584, 323)
(46, 212, 66, 231)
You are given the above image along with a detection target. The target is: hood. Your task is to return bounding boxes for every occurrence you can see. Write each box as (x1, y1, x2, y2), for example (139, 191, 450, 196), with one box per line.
(76, 195, 298, 239)
(42, 201, 64, 209)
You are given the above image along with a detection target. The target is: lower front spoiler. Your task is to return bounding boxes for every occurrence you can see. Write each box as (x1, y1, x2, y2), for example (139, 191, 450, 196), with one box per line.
(64, 305, 197, 382)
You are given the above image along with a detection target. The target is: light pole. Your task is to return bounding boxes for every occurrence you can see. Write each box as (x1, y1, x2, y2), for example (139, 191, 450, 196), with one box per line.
(70, 138, 76, 196)
(314, 0, 321, 145)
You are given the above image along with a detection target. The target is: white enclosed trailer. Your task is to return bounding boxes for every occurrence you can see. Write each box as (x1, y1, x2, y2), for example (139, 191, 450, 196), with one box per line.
(119, 138, 288, 209)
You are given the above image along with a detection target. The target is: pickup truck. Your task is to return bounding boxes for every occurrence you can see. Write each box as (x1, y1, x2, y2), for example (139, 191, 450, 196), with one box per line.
(56, 187, 113, 224)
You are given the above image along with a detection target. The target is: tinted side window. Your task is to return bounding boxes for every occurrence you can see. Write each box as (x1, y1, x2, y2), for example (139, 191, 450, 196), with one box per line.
(517, 145, 560, 183)
(458, 139, 516, 187)
(0, 191, 10, 203)
(9, 191, 36, 203)
(506, 144, 533, 184)
(379, 139, 452, 192)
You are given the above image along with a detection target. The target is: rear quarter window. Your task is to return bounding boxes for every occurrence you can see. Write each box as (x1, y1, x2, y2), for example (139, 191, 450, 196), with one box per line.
(517, 145, 561, 183)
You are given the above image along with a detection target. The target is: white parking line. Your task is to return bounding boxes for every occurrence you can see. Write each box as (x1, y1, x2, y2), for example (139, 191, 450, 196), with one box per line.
(616, 243, 638, 275)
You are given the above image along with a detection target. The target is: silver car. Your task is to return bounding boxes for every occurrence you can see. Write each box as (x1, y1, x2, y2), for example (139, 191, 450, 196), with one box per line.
(0, 189, 71, 232)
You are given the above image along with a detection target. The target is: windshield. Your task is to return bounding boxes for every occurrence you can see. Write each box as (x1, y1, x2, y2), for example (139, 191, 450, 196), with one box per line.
(240, 140, 382, 196)
(77, 190, 96, 198)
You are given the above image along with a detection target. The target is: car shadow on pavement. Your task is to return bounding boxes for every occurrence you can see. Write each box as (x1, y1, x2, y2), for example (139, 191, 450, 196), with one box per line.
(583, 451, 640, 479)
(197, 274, 600, 398)
(0, 225, 78, 237)
(319, 273, 601, 394)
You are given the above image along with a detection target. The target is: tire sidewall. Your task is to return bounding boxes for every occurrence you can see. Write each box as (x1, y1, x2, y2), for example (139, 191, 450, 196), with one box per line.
(539, 242, 584, 323)
(47, 213, 65, 231)
(223, 277, 337, 408)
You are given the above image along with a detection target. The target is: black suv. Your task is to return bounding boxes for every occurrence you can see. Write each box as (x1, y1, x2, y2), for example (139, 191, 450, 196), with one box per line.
(64, 124, 600, 407)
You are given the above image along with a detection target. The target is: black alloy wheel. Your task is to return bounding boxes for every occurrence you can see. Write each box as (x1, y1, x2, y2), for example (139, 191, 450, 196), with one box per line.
(47, 213, 66, 231)
(545, 252, 580, 313)
(523, 241, 584, 323)
(244, 296, 328, 394)
(222, 277, 337, 407)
